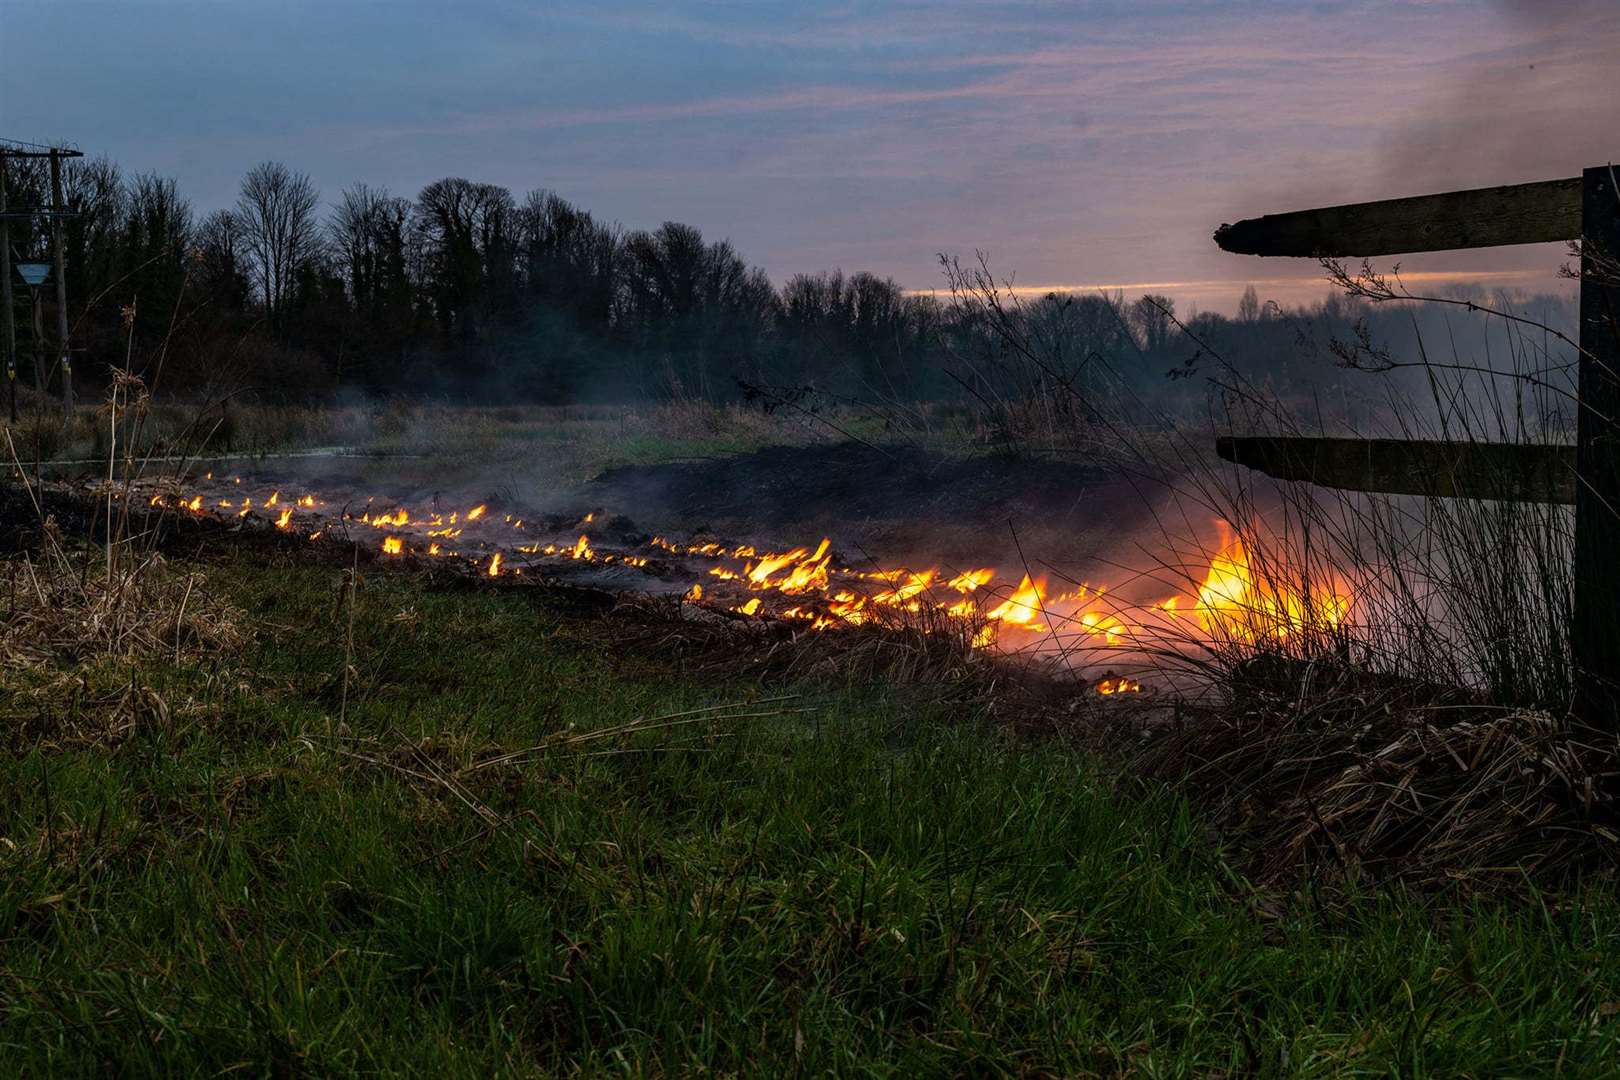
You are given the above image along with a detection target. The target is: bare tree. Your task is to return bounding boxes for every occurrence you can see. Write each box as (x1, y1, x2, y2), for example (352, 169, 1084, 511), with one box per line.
(516, 189, 622, 331)
(236, 161, 319, 333)
(1130, 292, 1176, 352)
(412, 177, 517, 336)
(125, 173, 193, 257)
(1238, 284, 1261, 323)
(619, 222, 777, 397)
(329, 182, 412, 316)
(61, 155, 125, 299)
(195, 209, 251, 310)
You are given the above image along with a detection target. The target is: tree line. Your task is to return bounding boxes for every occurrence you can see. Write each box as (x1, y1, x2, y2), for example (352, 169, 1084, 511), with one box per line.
(2, 154, 1565, 411)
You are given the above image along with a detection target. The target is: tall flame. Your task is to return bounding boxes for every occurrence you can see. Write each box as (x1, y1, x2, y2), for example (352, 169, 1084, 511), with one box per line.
(1191, 523, 1349, 643)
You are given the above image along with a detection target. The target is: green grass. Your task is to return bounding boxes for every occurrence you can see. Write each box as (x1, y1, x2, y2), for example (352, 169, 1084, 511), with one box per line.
(4, 550, 1620, 1076)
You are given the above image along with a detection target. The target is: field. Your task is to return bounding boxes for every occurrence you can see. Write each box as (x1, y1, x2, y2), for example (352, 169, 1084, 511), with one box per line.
(5, 404, 1620, 1076)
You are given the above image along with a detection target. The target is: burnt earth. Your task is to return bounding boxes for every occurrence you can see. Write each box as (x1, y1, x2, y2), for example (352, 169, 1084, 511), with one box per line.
(590, 442, 1164, 569)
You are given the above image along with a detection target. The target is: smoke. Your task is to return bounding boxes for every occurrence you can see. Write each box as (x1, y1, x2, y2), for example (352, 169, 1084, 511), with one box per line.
(1378, 1, 1620, 191)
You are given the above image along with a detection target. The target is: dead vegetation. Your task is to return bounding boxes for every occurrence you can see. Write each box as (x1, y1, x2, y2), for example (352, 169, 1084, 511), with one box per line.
(1133, 657, 1620, 887)
(1, 535, 246, 668)
(605, 588, 993, 688)
(2, 312, 249, 682)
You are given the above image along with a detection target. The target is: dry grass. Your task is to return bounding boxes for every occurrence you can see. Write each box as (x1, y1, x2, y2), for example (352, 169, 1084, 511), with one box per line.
(15, 397, 856, 466)
(0, 534, 246, 669)
(1133, 656, 1620, 887)
(4, 344, 248, 675)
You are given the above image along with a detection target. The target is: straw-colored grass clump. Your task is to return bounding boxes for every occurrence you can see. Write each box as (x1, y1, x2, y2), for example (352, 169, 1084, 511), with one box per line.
(1, 526, 246, 669)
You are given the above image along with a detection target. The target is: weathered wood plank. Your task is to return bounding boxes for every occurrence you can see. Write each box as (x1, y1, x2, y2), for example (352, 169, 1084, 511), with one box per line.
(1216, 435, 1576, 504)
(1214, 177, 1582, 257)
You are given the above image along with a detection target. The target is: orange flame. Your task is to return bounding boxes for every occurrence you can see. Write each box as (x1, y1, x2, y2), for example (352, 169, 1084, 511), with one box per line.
(984, 574, 1046, 628)
(159, 479, 1356, 665)
(946, 568, 995, 593)
(1191, 524, 1350, 643)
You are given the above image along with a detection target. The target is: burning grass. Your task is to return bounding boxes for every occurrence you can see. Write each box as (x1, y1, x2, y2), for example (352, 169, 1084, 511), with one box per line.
(27, 398, 1620, 894)
(128, 466, 1354, 697)
(62, 421, 1620, 892)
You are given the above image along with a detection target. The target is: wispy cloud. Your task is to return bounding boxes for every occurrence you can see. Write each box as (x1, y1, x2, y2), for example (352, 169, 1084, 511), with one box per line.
(0, 0, 1602, 312)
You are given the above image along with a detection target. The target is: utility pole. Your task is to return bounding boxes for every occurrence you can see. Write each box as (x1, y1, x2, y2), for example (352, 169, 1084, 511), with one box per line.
(49, 149, 71, 418)
(0, 157, 14, 423)
(0, 141, 83, 418)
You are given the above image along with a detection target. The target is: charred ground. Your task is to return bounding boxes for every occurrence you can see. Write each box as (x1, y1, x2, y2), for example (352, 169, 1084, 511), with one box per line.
(589, 441, 1146, 566)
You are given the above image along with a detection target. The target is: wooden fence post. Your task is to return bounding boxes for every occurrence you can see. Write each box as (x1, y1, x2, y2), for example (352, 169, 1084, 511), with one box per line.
(1574, 165, 1620, 723)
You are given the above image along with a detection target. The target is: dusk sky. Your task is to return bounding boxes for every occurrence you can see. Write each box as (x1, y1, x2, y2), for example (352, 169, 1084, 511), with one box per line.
(3, 0, 1615, 312)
